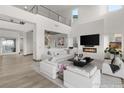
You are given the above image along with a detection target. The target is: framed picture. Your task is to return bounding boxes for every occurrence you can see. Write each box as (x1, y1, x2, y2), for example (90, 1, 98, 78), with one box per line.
(58, 37, 64, 46)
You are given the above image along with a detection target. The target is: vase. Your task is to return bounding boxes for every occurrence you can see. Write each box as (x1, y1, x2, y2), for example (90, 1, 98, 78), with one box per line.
(104, 52, 111, 59)
(110, 54, 114, 60)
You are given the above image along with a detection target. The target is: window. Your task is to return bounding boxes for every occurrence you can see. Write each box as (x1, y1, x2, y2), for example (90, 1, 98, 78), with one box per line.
(108, 5, 122, 12)
(72, 8, 78, 19)
(1, 39, 16, 53)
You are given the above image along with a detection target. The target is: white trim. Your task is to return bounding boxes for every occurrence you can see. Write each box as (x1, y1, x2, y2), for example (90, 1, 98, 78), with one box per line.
(0, 52, 19, 56)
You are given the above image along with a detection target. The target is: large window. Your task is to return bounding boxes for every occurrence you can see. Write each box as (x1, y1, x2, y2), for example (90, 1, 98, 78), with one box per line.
(108, 5, 122, 12)
(72, 8, 78, 19)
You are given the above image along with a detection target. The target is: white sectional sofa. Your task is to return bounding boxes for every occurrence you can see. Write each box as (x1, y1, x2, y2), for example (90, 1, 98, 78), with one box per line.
(39, 48, 101, 88)
(40, 48, 76, 79)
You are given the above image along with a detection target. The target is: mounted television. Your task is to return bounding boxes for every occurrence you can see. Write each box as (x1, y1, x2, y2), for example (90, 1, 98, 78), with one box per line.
(80, 34, 100, 46)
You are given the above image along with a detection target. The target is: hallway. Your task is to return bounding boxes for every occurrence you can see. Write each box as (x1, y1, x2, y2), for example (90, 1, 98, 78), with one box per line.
(0, 55, 58, 88)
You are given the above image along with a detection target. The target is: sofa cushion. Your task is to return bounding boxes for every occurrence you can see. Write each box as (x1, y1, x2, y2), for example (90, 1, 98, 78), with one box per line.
(114, 57, 123, 67)
(66, 63, 97, 78)
(43, 54, 74, 67)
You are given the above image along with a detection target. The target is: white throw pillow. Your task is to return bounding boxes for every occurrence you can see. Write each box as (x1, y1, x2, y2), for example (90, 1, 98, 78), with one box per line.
(114, 56, 123, 68)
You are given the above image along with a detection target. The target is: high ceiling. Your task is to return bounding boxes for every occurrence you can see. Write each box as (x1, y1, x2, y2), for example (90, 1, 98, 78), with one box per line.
(13, 5, 77, 21)
(44, 5, 96, 12)
(14, 5, 34, 11)
(14, 5, 97, 16)
(14, 5, 93, 20)
(43, 5, 78, 12)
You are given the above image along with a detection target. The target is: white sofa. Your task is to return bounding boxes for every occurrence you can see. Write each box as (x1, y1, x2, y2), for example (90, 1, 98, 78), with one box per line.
(102, 59, 124, 79)
(40, 48, 75, 79)
(64, 63, 101, 88)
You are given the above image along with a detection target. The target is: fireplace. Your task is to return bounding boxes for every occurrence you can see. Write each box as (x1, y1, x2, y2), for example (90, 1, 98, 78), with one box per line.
(83, 48, 97, 53)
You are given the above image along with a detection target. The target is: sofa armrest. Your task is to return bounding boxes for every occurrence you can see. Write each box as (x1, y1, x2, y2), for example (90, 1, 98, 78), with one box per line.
(102, 63, 112, 73)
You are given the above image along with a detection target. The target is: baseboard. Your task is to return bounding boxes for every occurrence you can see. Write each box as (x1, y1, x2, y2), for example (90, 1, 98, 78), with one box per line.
(33, 59, 42, 62)
(24, 53, 33, 56)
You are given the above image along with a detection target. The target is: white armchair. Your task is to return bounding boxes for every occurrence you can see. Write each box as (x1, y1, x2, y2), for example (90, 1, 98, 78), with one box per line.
(102, 59, 124, 79)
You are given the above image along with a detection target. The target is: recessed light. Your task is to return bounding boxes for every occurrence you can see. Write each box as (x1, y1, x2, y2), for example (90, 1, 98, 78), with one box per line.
(24, 6, 28, 10)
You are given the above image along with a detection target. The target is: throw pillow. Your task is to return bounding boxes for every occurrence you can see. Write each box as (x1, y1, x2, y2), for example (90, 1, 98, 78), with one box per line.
(114, 56, 123, 68)
(109, 64, 120, 73)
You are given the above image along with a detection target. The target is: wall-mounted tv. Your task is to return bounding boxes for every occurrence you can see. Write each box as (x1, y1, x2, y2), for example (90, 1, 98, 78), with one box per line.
(80, 34, 100, 46)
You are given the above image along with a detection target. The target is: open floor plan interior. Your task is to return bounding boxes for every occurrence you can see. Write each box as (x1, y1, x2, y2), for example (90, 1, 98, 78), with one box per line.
(0, 5, 124, 88)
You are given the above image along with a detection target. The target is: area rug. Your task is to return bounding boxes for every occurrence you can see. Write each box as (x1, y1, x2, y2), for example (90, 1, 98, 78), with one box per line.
(101, 74, 122, 88)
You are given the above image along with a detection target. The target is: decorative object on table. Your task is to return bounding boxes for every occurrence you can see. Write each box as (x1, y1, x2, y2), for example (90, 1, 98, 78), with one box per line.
(69, 47, 73, 49)
(68, 56, 94, 67)
(73, 53, 83, 61)
(104, 47, 111, 59)
(47, 51, 51, 55)
(78, 54, 83, 60)
(73, 57, 94, 67)
(74, 53, 79, 61)
(80, 59, 86, 63)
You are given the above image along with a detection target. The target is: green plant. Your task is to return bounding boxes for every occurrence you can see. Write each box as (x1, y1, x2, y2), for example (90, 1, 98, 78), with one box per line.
(104, 47, 122, 57)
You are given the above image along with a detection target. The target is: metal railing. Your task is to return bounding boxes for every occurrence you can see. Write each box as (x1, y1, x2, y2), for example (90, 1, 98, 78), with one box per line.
(28, 5, 71, 26)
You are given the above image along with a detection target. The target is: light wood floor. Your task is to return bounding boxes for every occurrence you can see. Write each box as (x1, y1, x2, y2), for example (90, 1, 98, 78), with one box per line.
(0, 55, 59, 88)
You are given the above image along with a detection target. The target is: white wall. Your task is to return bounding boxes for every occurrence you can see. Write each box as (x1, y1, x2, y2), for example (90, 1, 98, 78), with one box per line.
(23, 31, 33, 55)
(0, 6, 36, 23)
(72, 5, 107, 25)
(0, 20, 35, 32)
(72, 19, 104, 60)
(20, 38, 23, 51)
(104, 8, 124, 34)
(45, 5, 107, 25)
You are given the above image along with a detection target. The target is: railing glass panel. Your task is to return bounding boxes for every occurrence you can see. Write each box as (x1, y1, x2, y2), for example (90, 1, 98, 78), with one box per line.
(14, 5, 71, 26)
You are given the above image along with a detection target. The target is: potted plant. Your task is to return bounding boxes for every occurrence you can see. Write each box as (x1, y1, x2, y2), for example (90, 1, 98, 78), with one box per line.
(104, 47, 122, 60)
